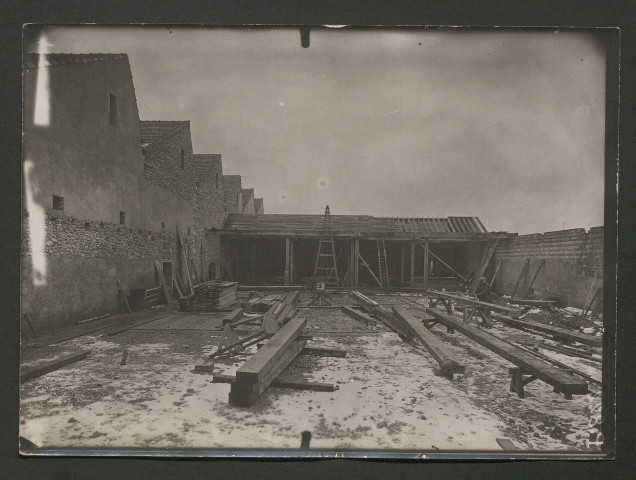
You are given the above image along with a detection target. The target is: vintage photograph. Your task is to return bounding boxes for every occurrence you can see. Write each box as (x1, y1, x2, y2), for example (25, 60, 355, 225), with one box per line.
(20, 26, 609, 456)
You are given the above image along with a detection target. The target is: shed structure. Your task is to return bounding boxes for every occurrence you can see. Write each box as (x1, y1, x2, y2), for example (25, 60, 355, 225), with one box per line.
(212, 213, 509, 289)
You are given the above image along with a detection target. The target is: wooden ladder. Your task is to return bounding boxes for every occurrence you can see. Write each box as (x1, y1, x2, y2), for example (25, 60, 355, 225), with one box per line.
(377, 238, 389, 289)
(468, 238, 499, 295)
(313, 205, 340, 288)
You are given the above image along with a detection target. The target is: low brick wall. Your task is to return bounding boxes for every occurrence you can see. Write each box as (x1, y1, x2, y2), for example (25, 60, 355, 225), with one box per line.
(494, 226, 603, 308)
(21, 211, 176, 333)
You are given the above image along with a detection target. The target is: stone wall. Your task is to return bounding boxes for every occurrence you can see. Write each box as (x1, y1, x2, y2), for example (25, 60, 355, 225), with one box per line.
(23, 55, 146, 226)
(223, 175, 242, 214)
(193, 155, 227, 281)
(142, 123, 196, 204)
(494, 227, 604, 308)
(21, 210, 175, 333)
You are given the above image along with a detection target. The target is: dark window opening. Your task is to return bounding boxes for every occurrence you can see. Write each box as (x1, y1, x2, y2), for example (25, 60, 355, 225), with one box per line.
(109, 94, 117, 126)
(119, 211, 126, 225)
(180, 149, 185, 169)
(188, 227, 191, 235)
(52, 195, 64, 211)
(84, 222, 90, 230)
(161, 221, 165, 229)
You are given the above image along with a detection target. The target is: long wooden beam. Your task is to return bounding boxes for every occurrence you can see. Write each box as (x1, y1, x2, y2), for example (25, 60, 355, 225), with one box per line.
(237, 285, 306, 292)
(230, 316, 307, 406)
(494, 315, 602, 347)
(425, 307, 588, 397)
(357, 251, 382, 287)
(392, 306, 464, 377)
(20, 350, 91, 383)
(507, 298, 559, 308)
(428, 289, 522, 318)
(341, 306, 377, 326)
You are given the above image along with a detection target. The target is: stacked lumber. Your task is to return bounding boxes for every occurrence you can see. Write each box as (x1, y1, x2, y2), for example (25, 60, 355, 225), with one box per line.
(229, 316, 307, 406)
(191, 281, 237, 311)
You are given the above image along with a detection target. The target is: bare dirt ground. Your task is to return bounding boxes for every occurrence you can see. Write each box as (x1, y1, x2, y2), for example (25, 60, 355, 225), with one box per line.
(19, 292, 602, 453)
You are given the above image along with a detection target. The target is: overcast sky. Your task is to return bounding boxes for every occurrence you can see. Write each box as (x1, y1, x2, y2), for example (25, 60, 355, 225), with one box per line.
(27, 27, 606, 234)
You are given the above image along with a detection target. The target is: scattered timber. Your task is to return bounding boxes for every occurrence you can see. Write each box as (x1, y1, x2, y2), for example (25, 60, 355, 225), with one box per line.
(214, 373, 336, 392)
(392, 306, 465, 378)
(425, 307, 588, 398)
(209, 331, 265, 359)
(20, 350, 91, 383)
(229, 316, 307, 406)
(495, 315, 602, 347)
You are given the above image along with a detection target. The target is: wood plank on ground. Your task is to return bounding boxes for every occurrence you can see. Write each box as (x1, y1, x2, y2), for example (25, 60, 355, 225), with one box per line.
(495, 315, 602, 347)
(392, 306, 465, 377)
(341, 306, 377, 326)
(20, 350, 91, 383)
(425, 307, 588, 397)
(213, 373, 336, 392)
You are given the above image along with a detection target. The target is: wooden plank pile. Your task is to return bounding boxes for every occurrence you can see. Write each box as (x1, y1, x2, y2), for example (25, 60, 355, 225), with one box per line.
(229, 316, 307, 406)
(425, 306, 588, 399)
(191, 281, 237, 311)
